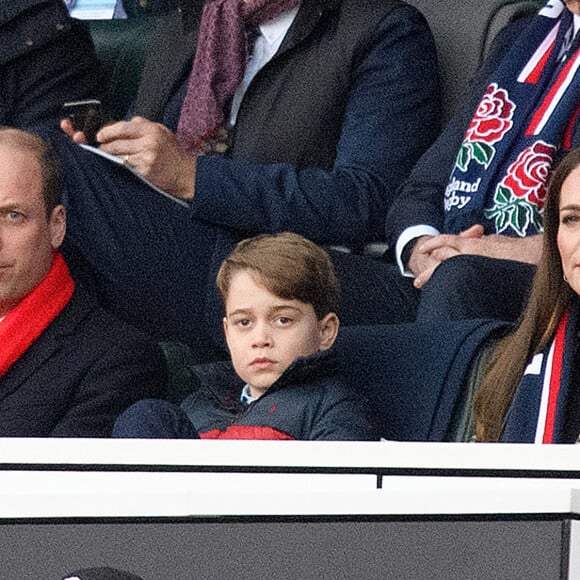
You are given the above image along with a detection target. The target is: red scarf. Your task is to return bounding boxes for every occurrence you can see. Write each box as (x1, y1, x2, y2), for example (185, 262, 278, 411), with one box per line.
(0, 253, 74, 378)
(176, 0, 301, 154)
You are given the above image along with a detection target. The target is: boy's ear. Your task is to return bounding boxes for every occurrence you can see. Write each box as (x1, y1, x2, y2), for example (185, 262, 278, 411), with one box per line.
(319, 313, 339, 351)
(222, 316, 231, 350)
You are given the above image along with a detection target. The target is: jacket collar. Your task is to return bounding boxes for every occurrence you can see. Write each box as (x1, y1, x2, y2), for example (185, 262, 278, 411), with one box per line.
(192, 347, 340, 411)
(277, 0, 340, 56)
(176, 0, 341, 52)
(0, 288, 94, 402)
(138, 0, 340, 124)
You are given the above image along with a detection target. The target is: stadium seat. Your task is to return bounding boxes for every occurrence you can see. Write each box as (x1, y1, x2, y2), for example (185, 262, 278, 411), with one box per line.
(406, 0, 542, 122)
(335, 318, 508, 441)
(86, 16, 158, 120)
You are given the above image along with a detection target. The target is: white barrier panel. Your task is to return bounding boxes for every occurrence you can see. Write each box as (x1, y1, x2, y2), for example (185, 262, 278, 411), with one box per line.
(2, 438, 580, 472)
(1, 440, 580, 579)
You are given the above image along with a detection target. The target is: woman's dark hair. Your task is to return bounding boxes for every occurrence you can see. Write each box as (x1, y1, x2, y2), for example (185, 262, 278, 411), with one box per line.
(474, 148, 580, 441)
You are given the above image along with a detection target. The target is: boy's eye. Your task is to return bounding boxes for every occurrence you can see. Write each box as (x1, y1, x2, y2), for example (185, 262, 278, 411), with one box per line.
(275, 316, 292, 326)
(234, 318, 251, 327)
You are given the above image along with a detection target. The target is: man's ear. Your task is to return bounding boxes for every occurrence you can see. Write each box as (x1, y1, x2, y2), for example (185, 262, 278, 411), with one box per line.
(319, 312, 339, 351)
(49, 204, 66, 249)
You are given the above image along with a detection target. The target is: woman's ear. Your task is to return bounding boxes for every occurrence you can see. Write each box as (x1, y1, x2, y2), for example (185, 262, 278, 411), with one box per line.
(318, 312, 339, 351)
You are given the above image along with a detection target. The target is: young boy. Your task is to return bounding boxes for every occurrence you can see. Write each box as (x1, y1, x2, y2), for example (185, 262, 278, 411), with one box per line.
(113, 232, 376, 440)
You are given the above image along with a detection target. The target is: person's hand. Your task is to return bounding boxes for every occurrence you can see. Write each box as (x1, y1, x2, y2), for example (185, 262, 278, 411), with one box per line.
(97, 116, 197, 199)
(410, 226, 543, 289)
(410, 225, 483, 288)
(407, 234, 436, 279)
(60, 117, 88, 144)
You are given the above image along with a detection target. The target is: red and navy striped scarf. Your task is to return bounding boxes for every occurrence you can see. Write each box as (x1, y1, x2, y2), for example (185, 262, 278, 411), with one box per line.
(502, 301, 577, 443)
(445, 1, 580, 237)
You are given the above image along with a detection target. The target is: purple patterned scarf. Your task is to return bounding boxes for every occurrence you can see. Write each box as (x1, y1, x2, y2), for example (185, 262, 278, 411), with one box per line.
(176, 0, 301, 154)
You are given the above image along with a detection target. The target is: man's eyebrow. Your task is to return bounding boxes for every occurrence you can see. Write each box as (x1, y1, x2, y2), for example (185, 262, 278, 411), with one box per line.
(0, 201, 21, 210)
(560, 204, 580, 211)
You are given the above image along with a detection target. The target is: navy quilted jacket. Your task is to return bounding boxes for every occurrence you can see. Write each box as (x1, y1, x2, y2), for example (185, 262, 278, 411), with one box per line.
(181, 349, 377, 441)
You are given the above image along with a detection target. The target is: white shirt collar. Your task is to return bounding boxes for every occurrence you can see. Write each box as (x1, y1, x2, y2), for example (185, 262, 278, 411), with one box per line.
(229, 5, 300, 125)
(574, 14, 580, 38)
(258, 5, 301, 47)
(240, 383, 258, 405)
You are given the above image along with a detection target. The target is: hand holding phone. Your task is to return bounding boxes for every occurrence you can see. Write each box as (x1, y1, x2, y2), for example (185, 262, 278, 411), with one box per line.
(62, 99, 103, 146)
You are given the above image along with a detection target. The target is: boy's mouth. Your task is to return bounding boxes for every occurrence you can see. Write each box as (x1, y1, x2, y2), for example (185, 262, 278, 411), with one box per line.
(251, 358, 276, 367)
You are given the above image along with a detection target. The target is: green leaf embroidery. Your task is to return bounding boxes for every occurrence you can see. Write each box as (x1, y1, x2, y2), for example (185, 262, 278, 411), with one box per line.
(495, 184, 512, 206)
(511, 203, 529, 236)
(471, 142, 495, 168)
(456, 142, 471, 172)
(484, 187, 542, 236)
(496, 206, 512, 233)
(528, 204, 543, 232)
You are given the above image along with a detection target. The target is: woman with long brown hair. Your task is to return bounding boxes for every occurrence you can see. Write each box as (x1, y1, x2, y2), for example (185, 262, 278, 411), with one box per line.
(475, 148, 580, 442)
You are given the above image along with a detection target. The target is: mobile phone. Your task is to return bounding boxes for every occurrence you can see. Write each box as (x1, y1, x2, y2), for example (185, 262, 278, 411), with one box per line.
(62, 99, 103, 146)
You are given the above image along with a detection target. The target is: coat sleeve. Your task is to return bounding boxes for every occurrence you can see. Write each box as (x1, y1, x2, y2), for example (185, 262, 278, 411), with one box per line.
(190, 4, 441, 245)
(384, 15, 534, 249)
(50, 336, 168, 438)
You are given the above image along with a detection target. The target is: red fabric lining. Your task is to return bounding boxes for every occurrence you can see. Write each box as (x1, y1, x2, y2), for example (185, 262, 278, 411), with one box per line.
(200, 425, 295, 440)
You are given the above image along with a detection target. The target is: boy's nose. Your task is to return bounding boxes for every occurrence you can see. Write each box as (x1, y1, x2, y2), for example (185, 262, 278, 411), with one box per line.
(251, 322, 272, 347)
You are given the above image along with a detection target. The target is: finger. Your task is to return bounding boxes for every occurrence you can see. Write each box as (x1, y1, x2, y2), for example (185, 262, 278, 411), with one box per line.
(459, 224, 484, 238)
(413, 262, 439, 289)
(430, 247, 460, 262)
(60, 119, 87, 143)
(419, 234, 459, 254)
(60, 118, 75, 136)
(99, 138, 143, 159)
(96, 118, 146, 144)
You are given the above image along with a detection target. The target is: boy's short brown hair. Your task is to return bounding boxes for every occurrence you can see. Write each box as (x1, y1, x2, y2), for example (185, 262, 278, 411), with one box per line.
(216, 232, 340, 319)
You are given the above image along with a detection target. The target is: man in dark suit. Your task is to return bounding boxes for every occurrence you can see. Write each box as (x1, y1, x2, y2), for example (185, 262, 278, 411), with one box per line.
(49, 0, 440, 362)
(0, 0, 104, 129)
(0, 128, 167, 437)
(382, 0, 575, 323)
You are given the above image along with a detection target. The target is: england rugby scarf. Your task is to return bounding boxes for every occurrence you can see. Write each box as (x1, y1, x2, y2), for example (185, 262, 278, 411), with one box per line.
(0, 253, 74, 378)
(445, 1, 580, 236)
(502, 301, 577, 443)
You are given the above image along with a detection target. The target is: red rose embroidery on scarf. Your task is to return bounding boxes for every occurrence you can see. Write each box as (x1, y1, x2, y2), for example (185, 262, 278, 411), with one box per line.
(465, 84, 515, 143)
(485, 140, 556, 236)
(502, 141, 555, 208)
(456, 83, 516, 172)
